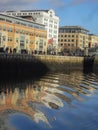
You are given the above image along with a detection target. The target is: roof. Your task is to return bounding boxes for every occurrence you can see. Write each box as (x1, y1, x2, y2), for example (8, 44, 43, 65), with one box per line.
(19, 16, 35, 22)
(6, 10, 49, 13)
(89, 34, 96, 36)
(0, 13, 45, 27)
(59, 26, 89, 32)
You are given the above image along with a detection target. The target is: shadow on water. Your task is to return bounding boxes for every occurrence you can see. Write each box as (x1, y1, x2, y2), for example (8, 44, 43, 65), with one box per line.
(0, 56, 50, 82)
(83, 56, 95, 74)
(0, 55, 98, 130)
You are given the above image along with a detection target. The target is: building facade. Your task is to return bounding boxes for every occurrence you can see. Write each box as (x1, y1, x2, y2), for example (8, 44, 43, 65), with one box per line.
(4, 9, 59, 48)
(58, 26, 89, 54)
(0, 13, 47, 53)
(88, 34, 98, 48)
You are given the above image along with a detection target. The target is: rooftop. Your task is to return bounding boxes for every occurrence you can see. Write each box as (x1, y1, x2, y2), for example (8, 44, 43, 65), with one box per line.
(6, 10, 50, 13)
(59, 26, 89, 32)
(0, 13, 45, 27)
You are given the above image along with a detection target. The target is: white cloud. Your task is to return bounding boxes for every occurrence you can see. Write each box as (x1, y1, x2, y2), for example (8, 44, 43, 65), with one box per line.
(0, 0, 39, 11)
(0, 0, 38, 3)
(48, 0, 66, 8)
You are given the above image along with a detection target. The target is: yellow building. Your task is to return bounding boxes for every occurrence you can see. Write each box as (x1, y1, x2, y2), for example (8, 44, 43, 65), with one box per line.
(88, 34, 98, 48)
(0, 13, 47, 54)
(58, 26, 89, 54)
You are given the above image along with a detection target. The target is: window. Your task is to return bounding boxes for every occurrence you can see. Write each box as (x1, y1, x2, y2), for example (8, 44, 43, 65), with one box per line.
(72, 30, 75, 33)
(59, 29, 64, 33)
(0, 18, 5, 21)
(6, 19, 12, 23)
(49, 29, 52, 33)
(72, 39, 74, 42)
(54, 21, 57, 24)
(44, 42, 46, 46)
(20, 30, 24, 34)
(49, 24, 52, 27)
(26, 39, 28, 44)
(61, 39, 63, 42)
(49, 34, 52, 38)
(36, 41, 38, 45)
(8, 27, 13, 32)
(44, 18, 48, 21)
(36, 33, 39, 37)
(8, 37, 12, 42)
(3, 26, 6, 31)
(30, 33, 33, 36)
(54, 25, 57, 28)
(68, 39, 70, 42)
(16, 29, 19, 33)
(49, 20, 53, 23)
(0, 26, 2, 30)
(16, 38, 19, 43)
(54, 35, 57, 38)
(30, 41, 33, 44)
(3, 36, 6, 41)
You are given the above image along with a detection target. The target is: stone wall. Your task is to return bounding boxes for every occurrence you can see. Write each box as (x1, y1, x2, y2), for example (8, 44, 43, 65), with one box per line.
(93, 56, 98, 72)
(34, 55, 84, 71)
(0, 54, 96, 75)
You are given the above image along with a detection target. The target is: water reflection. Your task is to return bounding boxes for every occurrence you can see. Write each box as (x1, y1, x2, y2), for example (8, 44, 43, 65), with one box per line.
(0, 70, 98, 130)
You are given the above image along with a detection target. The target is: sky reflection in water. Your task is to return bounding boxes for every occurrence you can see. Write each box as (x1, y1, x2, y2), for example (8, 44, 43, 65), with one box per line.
(0, 70, 98, 130)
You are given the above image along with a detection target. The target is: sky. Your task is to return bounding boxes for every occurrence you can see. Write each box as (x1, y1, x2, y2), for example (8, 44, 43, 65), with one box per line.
(0, 0, 98, 35)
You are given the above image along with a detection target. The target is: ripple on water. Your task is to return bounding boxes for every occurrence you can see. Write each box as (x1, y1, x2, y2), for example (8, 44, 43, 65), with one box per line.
(0, 71, 98, 130)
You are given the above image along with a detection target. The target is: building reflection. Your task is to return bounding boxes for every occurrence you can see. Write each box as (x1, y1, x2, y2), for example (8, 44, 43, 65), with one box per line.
(0, 79, 64, 126)
(0, 70, 97, 125)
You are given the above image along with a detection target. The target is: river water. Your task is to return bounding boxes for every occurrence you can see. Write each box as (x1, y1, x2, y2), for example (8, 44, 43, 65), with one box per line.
(0, 70, 98, 130)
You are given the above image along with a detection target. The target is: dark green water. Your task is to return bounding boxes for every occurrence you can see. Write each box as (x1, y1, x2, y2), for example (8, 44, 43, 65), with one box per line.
(0, 70, 98, 130)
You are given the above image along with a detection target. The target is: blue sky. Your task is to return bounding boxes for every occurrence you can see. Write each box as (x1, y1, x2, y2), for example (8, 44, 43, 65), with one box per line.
(0, 0, 98, 35)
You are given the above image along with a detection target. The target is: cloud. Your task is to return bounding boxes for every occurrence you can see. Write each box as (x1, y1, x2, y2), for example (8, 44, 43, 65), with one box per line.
(68, 0, 87, 6)
(47, 0, 98, 10)
(86, 6, 98, 22)
(0, 0, 38, 3)
(47, 0, 87, 8)
(0, 0, 39, 11)
(0, 0, 98, 11)
(68, 0, 98, 7)
(48, 0, 66, 8)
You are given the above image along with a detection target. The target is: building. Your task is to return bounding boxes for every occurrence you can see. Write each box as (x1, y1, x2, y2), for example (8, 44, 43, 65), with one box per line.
(0, 13, 47, 53)
(4, 9, 59, 48)
(88, 34, 98, 48)
(87, 34, 98, 56)
(58, 26, 89, 54)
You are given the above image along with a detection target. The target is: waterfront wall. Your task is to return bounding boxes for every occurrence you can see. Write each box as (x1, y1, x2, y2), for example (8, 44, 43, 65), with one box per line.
(0, 54, 48, 77)
(93, 56, 98, 71)
(34, 55, 84, 71)
(0, 54, 96, 77)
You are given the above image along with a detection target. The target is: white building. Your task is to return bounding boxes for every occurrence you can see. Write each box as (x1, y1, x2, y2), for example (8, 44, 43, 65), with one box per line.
(4, 9, 59, 48)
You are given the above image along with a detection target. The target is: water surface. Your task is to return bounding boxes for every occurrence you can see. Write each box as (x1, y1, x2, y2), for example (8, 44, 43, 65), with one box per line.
(0, 70, 98, 130)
